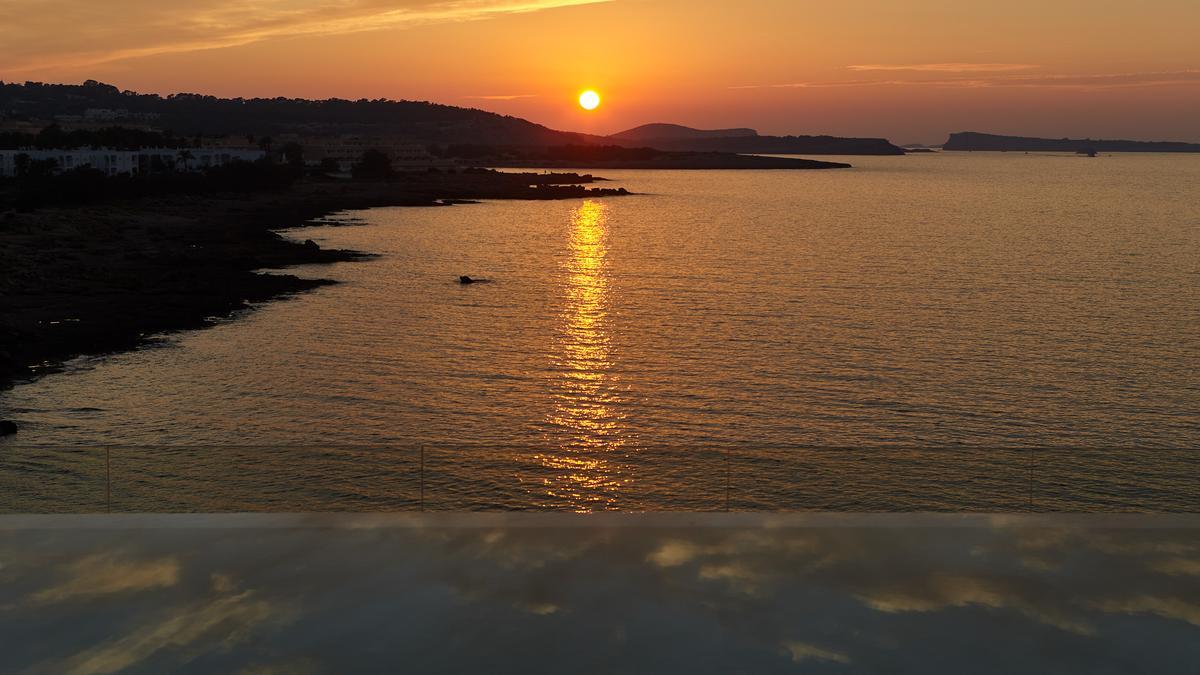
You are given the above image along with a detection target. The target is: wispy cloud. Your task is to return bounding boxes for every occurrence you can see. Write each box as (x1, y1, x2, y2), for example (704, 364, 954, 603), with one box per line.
(730, 79, 897, 90)
(463, 93, 539, 100)
(1089, 595, 1200, 627)
(28, 553, 179, 605)
(0, 0, 611, 75)
(61, 591, 280, 674)
(848, 63, 1040, 72)
(783, 641, 851, 665)
(990, 69, 1200, 88)
(730, 69, 1200, 91)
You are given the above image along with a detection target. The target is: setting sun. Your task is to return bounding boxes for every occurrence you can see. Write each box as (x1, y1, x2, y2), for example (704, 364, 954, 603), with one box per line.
(578, 90, 601, 111)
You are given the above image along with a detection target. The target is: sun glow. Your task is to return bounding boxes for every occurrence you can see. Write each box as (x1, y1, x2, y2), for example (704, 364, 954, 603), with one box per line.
(578, 89, 601, 110)
(538, 200, 629, 510)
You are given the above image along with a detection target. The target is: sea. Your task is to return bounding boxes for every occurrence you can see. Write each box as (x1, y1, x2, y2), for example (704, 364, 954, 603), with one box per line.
(2, 153, 1198, 511)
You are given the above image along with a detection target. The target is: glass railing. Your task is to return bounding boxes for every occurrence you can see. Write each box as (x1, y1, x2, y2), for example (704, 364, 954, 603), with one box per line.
(0, 445, 1196, 513)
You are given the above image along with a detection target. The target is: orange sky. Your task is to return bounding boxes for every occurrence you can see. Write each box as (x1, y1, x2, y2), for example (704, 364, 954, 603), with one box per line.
(2, 0, 1198, 143)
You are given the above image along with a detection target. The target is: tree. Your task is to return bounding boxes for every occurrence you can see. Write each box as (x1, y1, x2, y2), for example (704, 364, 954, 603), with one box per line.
(17, 156, 58, 178)
(35, 123, 65, 149)
(13, 153, 31, 177)
(351, 149, 393, 179)
(280, 142, 304, 167)
(176, 149, 195, 172)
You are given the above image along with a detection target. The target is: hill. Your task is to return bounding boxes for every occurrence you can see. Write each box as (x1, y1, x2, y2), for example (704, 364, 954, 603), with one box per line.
(943, 131, 1200, 153)
(0, 80, 593, 147)
(611, 123, 758, 141)
(606, 123, 904, 155)
(0, 81, 871, 166)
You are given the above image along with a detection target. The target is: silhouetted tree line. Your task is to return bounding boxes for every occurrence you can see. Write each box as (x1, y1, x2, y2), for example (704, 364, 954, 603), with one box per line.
(1, 80, 588, 146)
(351, 149, 394, 179)
(0, 160, 303, 210)
(0, 124, 195, 150)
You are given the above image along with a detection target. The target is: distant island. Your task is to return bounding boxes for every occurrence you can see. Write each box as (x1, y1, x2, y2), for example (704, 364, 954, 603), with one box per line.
(606, 123, 905, 156)
(944, 131, 1200, 153)
(610, 124, 760, 141)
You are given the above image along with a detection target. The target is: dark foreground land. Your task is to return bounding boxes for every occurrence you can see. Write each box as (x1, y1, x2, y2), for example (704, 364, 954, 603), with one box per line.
(0, 171, 627, 394)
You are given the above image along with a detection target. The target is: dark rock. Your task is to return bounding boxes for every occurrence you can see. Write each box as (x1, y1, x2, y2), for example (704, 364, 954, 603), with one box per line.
(303, 239, 320, 251)
(0, 420, 17, 436)
(459, 276, 475, 284)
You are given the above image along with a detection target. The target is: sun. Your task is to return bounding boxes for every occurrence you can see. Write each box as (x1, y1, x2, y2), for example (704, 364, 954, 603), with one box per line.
(578, 90, 601, 111)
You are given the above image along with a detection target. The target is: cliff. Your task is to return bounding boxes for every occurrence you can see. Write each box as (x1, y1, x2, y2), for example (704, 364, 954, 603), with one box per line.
(611, 123, 759, 141)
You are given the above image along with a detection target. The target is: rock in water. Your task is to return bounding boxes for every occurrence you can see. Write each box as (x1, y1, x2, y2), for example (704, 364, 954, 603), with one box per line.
(459, 276, 476, 284)
(0, 420, 17, 436)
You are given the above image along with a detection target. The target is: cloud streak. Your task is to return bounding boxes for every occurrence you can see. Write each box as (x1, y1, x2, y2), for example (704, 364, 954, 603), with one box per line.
(0, 0, 611, 75)
(28, 553, 179, 605)
(730, 69, 1200, 91)
(848, 63, 1040, 72)
(783, 641, 851, 664)
(61, 591, 279, 674)
(463, 93, 540, 100)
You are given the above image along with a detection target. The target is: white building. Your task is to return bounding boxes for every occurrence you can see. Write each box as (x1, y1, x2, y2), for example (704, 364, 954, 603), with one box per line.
(0, 148, 265, 177)
(0, 149, 137, 176)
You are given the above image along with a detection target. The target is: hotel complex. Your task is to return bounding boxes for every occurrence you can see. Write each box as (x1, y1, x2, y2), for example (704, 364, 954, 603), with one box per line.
(0, 147, 265, 177)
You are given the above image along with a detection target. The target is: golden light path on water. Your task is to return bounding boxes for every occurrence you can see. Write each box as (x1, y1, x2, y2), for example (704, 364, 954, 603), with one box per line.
(535, 200, 631, 510)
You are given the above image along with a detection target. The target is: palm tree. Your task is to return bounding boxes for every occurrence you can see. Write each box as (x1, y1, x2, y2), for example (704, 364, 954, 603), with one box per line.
(176, 149, 195, 172)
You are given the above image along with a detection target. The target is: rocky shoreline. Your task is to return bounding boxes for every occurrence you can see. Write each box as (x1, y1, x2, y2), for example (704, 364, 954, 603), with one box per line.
(0, 171, 628, 397)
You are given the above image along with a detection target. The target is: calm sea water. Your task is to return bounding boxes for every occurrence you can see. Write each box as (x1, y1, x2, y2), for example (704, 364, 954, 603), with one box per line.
(3, 153, 1199, 510)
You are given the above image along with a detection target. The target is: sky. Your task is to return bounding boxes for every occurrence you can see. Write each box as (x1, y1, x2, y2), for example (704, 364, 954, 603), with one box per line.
(1, 0, 1198, 143)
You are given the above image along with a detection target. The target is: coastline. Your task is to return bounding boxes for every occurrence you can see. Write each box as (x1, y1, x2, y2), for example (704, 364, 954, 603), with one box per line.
(0, 171, 627, 395)
(488, 154, 851, 170)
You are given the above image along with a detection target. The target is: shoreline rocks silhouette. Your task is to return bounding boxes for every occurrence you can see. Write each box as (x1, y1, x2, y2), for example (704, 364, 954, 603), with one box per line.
(0, 171, 626, 393)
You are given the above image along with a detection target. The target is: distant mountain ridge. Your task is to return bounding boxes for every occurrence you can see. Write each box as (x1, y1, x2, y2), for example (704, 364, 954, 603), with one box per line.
(1, 80, 901, 157)
(944, 131, 1200, 153)
(607, 123, 904, 155)
(611, 123, 759, 141)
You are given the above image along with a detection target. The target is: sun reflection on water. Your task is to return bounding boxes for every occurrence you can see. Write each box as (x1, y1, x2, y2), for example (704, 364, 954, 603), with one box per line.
(535, 200, 631, 509)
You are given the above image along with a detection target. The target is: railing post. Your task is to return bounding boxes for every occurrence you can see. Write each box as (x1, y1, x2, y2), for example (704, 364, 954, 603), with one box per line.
(724, 448, 730, 512)
(1028, 448, 1034, 511)
(106, 446, 111, 513)
(420, 444, 425, 512)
